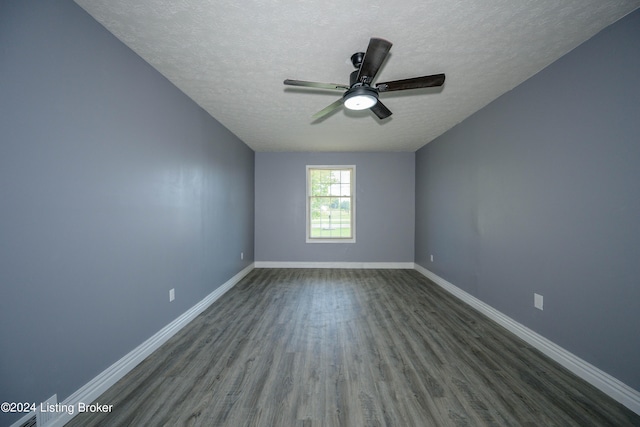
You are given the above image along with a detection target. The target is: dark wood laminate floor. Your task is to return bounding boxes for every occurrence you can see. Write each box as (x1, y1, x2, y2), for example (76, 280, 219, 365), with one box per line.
(67, 269, 640, 426)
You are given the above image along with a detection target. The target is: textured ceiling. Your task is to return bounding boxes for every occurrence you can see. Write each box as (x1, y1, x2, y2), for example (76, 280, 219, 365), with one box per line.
(74, 0, 639, 152)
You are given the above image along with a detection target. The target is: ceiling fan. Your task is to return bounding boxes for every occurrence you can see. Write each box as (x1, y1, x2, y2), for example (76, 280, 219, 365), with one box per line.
(284, 37, 445, 121)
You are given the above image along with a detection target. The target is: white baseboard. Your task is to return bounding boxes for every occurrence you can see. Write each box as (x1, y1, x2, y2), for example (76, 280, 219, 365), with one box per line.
(27, 263, 254, 427)
(254, 261, 415, 269)
(414, 263, 640, 416)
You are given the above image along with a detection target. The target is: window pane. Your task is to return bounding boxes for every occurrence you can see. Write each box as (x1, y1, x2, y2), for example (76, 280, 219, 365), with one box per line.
(310, 169, 331, 196)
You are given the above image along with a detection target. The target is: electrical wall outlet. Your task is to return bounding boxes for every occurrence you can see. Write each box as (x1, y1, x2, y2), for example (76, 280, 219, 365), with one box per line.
(430, 254, 434, 262)
(534, 293, 543, 310)
(169, 288, 175, 302)
(241, 252, 244, 260)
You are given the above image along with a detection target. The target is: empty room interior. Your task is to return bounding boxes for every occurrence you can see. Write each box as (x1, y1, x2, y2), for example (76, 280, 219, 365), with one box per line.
(2, 1, 640, 426)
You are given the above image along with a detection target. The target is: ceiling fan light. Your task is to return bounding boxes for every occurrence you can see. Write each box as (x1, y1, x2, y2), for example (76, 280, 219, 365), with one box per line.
(343, 86, 378, 110)
(344, 94, 377, 110)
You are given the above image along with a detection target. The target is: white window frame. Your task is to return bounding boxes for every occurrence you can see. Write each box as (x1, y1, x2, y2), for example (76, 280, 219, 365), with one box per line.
(306, 165, 356, 243)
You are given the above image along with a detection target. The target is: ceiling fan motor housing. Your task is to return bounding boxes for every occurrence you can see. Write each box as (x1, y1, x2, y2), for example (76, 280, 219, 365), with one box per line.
(349, 70, 359, 86)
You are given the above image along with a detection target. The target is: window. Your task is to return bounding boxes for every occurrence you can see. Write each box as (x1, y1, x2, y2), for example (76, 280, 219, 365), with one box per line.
(306, 165, 355, 243)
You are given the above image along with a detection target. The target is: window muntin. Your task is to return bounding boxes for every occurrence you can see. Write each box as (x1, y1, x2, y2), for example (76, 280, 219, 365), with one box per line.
(306, 166, 355, 243)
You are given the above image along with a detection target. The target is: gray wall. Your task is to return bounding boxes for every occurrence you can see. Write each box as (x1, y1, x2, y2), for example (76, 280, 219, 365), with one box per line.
(0, 1, 254, 424)
(415, 9, 640, 390)
(255, 152, 415, 263)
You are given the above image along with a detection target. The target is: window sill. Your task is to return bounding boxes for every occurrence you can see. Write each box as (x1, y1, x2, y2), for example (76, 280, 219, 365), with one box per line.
(306, 238, 356, 244)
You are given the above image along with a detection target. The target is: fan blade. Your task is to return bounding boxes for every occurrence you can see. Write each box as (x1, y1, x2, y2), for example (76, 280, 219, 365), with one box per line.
(356, 38, 392, 84)
(376, 74, 445, 92)
(312, 99, 343, 120)
(370, 100, 392, 120)
(284, 79, 349, 91)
